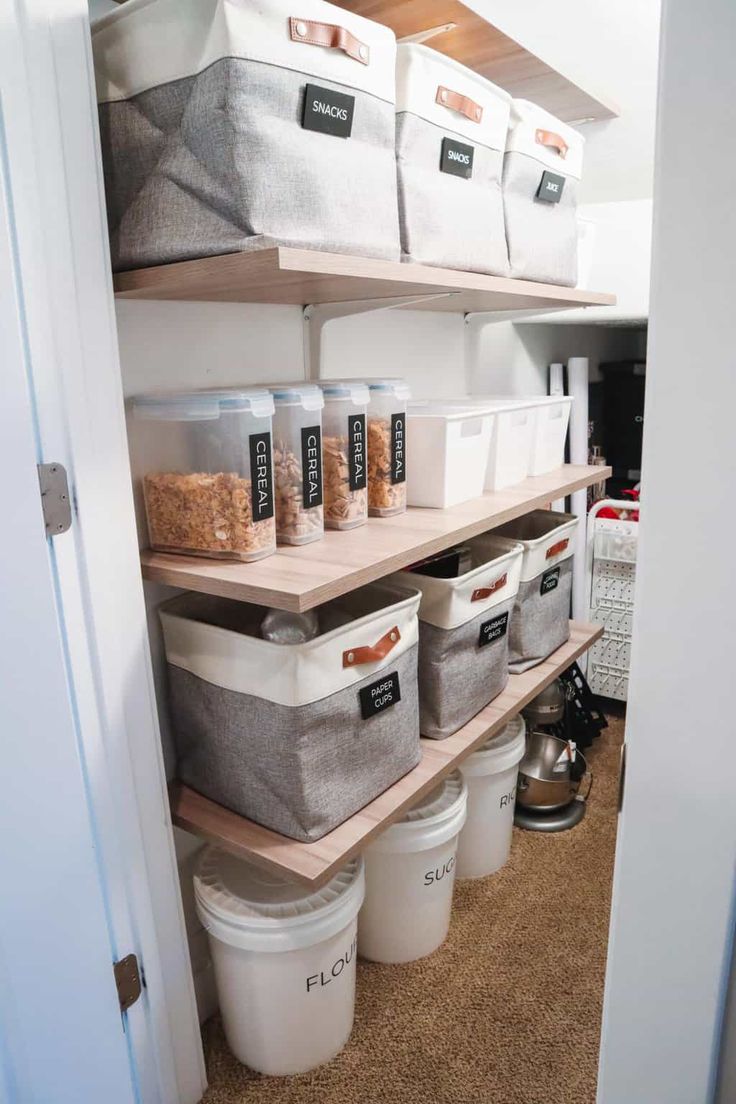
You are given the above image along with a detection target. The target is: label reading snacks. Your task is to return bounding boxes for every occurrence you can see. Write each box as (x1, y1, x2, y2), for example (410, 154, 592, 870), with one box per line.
(440, 137, 474, 179)
(540, 567, 561, 595)
(536, 170, 565, 203)
(359, 672, 401, 720)
(348, 414, 367, 492)
(302, 83, 355, 138)
(391, 413, 406, 485)
(248, 432, 275, 521)
(300, 425, 323, 509)
(478, 611, 509, 648)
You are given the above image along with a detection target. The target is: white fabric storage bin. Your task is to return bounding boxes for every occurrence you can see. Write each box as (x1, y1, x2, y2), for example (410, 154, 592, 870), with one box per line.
(92, 0, 401, 271)
(390, 535, 523, 739)
(456, 715, 526, 879)
(405, 401, 494, 508)
(395, 44, 511, 274)
(503, 100, 585, 286)
(495, 510, 578, 672)
(195, 850, 364, 1074)
(358, 772, 467, 963)
(160, 582, 421, 841)
(528, 396, 573, 475)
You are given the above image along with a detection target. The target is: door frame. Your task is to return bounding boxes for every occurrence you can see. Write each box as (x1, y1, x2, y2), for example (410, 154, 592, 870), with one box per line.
(1, 3, 206, 1102)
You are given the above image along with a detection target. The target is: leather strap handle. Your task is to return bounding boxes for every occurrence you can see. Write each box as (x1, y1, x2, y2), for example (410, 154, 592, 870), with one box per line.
(535, 128, 568, 159)
(546, 538, 570, 559)
(471, 572, 508, 602)
(289, 17, 370, 65)
(343, 626, 400, 668)
(436, 85, 483, 123)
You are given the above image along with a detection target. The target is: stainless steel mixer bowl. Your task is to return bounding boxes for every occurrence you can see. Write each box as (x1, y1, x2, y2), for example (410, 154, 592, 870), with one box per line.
(516, 729, 589, 812)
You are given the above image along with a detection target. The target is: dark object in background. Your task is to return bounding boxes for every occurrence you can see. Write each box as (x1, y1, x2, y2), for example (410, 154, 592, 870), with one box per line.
(599, 360, 646, 479)
(548, 662, 608, 750)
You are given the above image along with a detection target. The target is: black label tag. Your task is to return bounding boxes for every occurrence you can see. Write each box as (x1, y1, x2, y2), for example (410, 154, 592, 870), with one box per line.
(348, 414, 367, 491)
(359, 671, 401, 720)
(478, 611, 509, 648)
(302, 83, 355, 138)
(537, 170, 565, 203)
(300, 425, 323, 509)
(249, 431, 274, 522)
(391, 412, 406, 485)
(540, 567, 560, 595)
(440, 137, 474, 179)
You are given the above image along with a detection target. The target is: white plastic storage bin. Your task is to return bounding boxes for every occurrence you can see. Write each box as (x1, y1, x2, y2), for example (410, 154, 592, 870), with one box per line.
(495, 510, 579, 672)
(390, 535, 523, 739)
(528, 396, 573, 475)
(405, 401, 494, 508)
(319, 381, 370, 530)
(503, 100, 585, 286)
(456, 715, 526, 879)
(160, 582, 421, 841)
(366, 378, 410, 517)
(358, 772, 467, 963)
(195, 850, 364, 1075)
(132, 388, 276, 562)
(92, 0, 401, 271)
(395, 43, 511, 274)
(269, 384, 325, 546)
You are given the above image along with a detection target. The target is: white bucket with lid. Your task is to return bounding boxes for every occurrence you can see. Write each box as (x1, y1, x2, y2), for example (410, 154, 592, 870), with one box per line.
(194, 850, 365, 1075)
(456, 715, 526, 879)
(358, 771, 467, 963)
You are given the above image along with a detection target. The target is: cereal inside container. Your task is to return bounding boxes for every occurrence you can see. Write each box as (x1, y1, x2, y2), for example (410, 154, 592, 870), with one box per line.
(268, 384, 325, 546)
(318, 381, 370, 531)
(366, 379, 411, 517)
(132, 389, 276, 562)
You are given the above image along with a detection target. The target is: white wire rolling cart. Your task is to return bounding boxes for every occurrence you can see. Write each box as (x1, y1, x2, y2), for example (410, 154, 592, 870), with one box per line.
(586, 499, 639, 702)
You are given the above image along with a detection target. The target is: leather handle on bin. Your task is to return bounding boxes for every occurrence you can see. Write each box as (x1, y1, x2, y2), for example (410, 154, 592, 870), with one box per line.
(436, 85, 483, 123)
(289, 17, 370, 64)
(546, 538, 570, 559)
(343, 626, 400, 668)
(471, 572, 508, 602)
(535, 128, 568, 158)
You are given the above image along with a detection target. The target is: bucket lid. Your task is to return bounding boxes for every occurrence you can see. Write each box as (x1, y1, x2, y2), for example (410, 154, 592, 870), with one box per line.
(461, 715, 527, 777)
(318, 380, 370, 405)
(194, 851, 364, 953)
(368, 771, 467, 854)
(268, 383, 324, 412)
(132, 387, 274, 421)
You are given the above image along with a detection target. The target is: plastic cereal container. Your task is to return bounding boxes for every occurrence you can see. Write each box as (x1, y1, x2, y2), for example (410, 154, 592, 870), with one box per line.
(268, 384, 325, 546)
(132, 388, 276, 562)
(318, 381, 370, 531)
(366, 379, 410, 517)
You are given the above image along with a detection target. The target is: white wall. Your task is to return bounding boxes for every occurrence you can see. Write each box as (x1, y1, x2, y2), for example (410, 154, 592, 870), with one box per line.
(597, 1, 736, 1100)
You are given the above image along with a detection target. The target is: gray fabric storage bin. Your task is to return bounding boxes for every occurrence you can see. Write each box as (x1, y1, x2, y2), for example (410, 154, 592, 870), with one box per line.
(92, 0, 401, 271)
(495, 510, 579, 672)
(160, 583, 421, 842)
(390, 535, 523, 739)
(502, 100, 585, 286)
(395, 44, 511, 274)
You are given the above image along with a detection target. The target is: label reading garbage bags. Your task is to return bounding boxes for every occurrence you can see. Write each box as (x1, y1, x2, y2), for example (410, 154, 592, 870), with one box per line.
(536, 170, 565, 203)
(540, 567, 560, 595)
(249, 432, 274, 521)
(440, 137, 474, 179)
(391, 412, 406, 484)
(302, 83, 355, 138)
(478, 611, 509, 648)
(300, 425, 323, 509)
(359, 671, 400, 719)
(348, 414, 367, 491)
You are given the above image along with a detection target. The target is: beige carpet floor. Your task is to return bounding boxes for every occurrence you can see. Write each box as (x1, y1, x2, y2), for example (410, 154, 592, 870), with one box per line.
(202, 710, 624, 1104)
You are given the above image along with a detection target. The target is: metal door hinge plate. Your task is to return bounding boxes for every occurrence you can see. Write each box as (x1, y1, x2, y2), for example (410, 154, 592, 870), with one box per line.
(114, 953, 142, 1013)
(37, 463, 72, 536)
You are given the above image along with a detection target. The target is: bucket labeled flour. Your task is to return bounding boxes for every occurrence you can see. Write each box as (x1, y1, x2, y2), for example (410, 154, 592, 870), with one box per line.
(358, 771, 467, 963)
(195, 850, 365, 1075)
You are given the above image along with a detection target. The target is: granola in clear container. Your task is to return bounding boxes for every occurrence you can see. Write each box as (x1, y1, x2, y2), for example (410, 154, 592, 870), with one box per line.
(366, 379, 410, 517)
(323, 435, 368, 530)
(318, 381, 370, 532)
(268, 384, 325, 546)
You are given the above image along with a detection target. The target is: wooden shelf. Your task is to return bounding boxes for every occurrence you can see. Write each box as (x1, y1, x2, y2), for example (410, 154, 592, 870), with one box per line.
(141, 463, 611, 612)
(335, 1, 618, 123)
(171, 620, 602, 887)
(113, 246, 616, 312)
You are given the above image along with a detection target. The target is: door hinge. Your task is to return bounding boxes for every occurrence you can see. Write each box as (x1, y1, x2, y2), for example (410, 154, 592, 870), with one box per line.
(114, 953, 142, 1013)
(37, 462, 72, 536)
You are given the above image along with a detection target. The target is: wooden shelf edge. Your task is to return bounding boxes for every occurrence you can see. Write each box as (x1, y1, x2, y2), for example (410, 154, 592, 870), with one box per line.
(171, 620, 603, 888)
(141, 464, 612, 612)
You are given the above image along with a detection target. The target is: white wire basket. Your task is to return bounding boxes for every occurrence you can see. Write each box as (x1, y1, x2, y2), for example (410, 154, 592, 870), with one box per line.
(586, 500, 639, 702)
